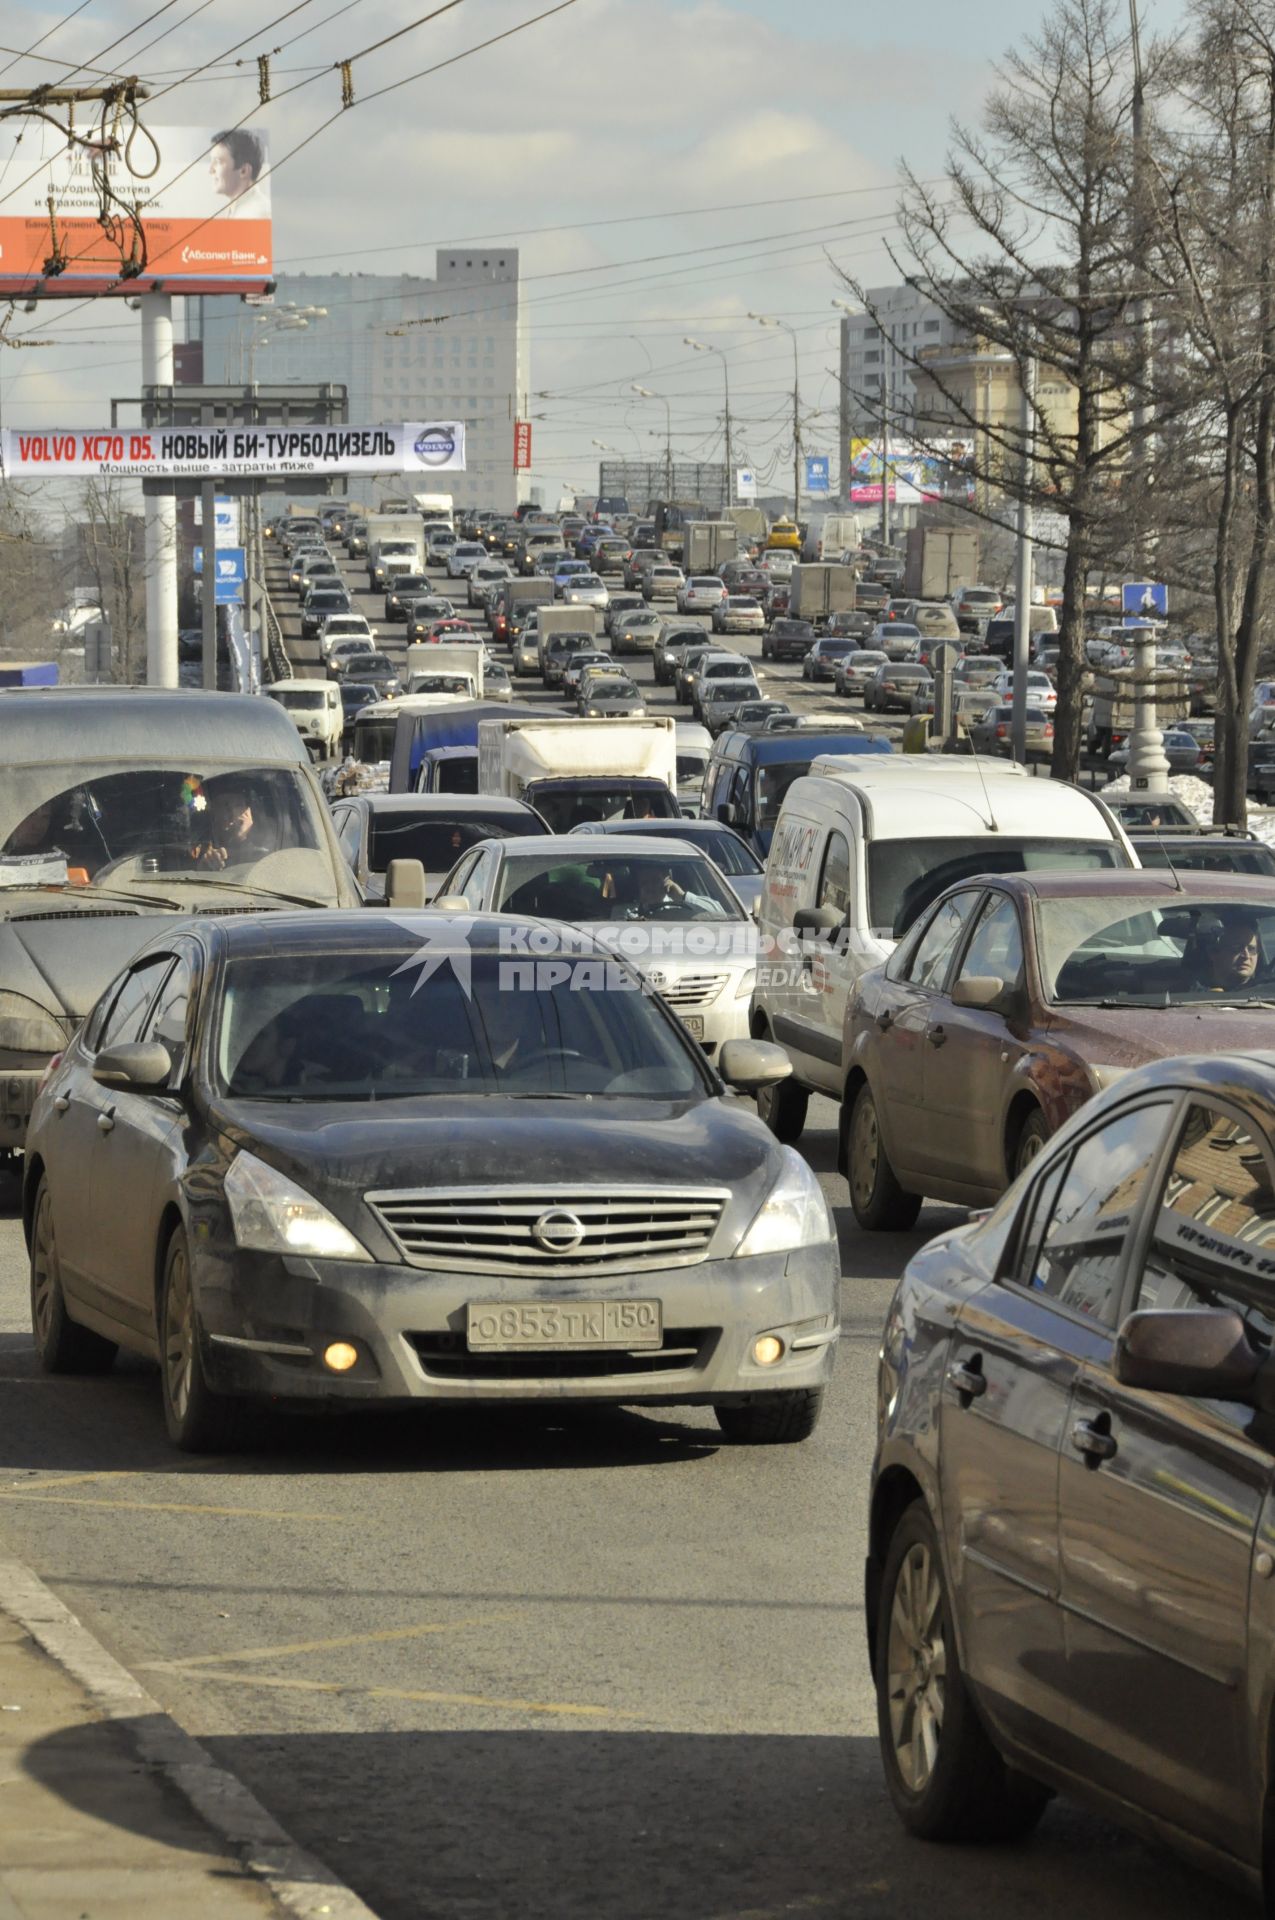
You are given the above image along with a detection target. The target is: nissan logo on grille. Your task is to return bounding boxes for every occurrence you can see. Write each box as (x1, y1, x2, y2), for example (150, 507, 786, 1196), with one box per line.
(532, 1209, 586, 1254)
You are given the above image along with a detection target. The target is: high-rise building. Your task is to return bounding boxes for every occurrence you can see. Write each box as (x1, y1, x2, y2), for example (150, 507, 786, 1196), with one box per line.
(838, 285, 959, 448)
(189, 250, 527, 510)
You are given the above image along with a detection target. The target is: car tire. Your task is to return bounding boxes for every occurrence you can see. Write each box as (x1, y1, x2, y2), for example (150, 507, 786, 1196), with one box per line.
(29, 1178, 118, 1374)
(1013, 1108, 1050, 1177)
(715, 1388, 824, 1445)
(159, 1225, 238, 1453)
(847, 1082, 921, 1231)
(755, 1072, 809, 1144)
(876, 1503, 1049, 1842)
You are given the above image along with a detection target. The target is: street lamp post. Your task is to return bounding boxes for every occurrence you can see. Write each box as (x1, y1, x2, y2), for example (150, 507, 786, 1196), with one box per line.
(1124, 619, 1171, 790)
(684, 338, 733, 508)
(750, 313, 800, 519)
(631, 384, 672, 496)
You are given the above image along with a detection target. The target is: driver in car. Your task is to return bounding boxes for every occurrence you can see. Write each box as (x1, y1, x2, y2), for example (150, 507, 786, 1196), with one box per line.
(602, 866, 726, 920)
(1186, 909, 1262, 993)
(190, 782, 274, 869)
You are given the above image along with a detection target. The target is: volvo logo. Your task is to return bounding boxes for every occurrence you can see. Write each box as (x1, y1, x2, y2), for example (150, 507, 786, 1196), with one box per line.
(414, 425, 457, 466)
(532, 1209, 586, 1254)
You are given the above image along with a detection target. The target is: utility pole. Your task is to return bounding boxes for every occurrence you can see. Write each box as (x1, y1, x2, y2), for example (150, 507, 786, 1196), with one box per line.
(141, 294, 179, 688)
(1011, 353, 1037, 765)
(1129, 0, 1152, 574)
(749, 314, 800, 516)
(881, 336, 892, 550)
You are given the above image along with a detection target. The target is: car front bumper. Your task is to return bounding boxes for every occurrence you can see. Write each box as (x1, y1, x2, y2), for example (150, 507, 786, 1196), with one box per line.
(194, 1240, 840, 1407)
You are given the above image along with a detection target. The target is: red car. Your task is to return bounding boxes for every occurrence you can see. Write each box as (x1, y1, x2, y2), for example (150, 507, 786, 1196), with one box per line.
(426, 619, 473, 641)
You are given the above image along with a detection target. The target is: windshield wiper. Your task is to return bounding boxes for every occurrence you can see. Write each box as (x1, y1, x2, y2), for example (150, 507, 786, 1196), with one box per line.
(172, 875, 330, 910)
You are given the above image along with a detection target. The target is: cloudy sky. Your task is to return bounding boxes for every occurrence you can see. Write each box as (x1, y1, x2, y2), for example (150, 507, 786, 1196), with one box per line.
(0, 0, 1151, 501)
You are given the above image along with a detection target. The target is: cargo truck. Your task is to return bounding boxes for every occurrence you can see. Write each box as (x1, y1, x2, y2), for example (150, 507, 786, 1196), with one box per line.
(489, 577, 555, 643)
(389, 698, 542, 793)
(903, 526, 980, 600)
(412, 492, 454, 528)
(722, 506, 767, 554)
(682, 521, 739, 574)
(0, 663, 58, 688)
(477, 716, 680, 831)
(404, 641, 485, 698)
(366, 515, 425, 587)
(789, 563, 859, 624)
(809, 513, 861, 562)
(1086, 668, 1192, 759)
(536, 606, 600, 672)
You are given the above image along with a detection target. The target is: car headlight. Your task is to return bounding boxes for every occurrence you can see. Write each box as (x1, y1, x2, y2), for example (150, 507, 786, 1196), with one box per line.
(734, 967, 757, 999)
(734, 1147, 834, 1258)
(0, 990, 72, 1056)
(225, 1151, 371, 1261)
(1088, 1062, 1128, 1092)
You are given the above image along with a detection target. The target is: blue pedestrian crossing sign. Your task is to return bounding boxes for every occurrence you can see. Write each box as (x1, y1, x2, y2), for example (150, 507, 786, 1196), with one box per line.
(1122, 581, 1167, 624)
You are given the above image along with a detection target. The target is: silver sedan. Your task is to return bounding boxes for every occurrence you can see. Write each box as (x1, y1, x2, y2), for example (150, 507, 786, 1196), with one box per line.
(712, 597, 766, 635)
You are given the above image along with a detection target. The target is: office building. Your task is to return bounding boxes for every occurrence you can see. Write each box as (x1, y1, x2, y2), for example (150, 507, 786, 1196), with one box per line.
(838, 285, 959, 448)
(189, 251, 528, 511)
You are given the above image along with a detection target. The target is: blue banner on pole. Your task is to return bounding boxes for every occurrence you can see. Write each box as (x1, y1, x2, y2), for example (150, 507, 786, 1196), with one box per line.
(1122, 580, 1167, 622)
(804, 454, 830, 494)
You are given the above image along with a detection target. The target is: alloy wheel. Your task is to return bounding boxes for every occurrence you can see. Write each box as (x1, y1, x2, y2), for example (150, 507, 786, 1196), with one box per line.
(31, 1189, 56, 1346)
(886, 1540, 948, 1792)
(165, 1241, 195, 1422)
(850, 1092, 881, 1213)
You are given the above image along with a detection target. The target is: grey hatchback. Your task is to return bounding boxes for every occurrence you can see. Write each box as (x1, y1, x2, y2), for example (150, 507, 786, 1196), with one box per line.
(867, 1051, 1275, 1904)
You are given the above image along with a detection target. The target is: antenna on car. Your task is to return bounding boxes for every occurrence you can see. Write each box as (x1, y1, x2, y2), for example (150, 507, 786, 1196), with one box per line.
(970, 749, 999, 832)
(1155, 820, 1186, 892)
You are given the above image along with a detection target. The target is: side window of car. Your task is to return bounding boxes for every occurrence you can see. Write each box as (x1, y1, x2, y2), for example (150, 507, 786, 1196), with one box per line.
(1137, 1103, 1275, 1351)
(903, 891, 981, 990)
(955, 893, 1025, 992)
(336, 809, 362, 866)
(95, 957, 174, 1056)
(142, 954, 193, 1080)
(1018, 1101, 1172, 1325)
(459, 850, 492, 910)
(817, 831, 852, 918)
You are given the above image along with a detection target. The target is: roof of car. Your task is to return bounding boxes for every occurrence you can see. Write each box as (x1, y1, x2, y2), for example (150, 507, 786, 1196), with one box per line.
(342, 793, 539, 818)
(990, 869, 1275, 903)
(496, 833, 713, 860)
(716, 730, 892, 766)
(0, 686, 311, 767)
(185, 909, 578, 962)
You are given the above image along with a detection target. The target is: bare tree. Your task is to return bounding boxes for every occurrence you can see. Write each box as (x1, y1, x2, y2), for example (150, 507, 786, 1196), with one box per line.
(77, 481, 147, 680)
(842, 0, 1156, 778)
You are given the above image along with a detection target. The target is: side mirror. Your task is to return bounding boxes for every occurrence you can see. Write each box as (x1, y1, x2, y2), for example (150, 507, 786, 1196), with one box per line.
(718, 1038, 792, 1092)
(951, 975, 1008, 1011)
(385, 858, 427, 910)
(794, 903, 844, 936)
(1114, 1308, 1266, 1404)
(432, 894, 470, 913)
(92, 1040, 173, 1091)
(716, 802, 736, 825)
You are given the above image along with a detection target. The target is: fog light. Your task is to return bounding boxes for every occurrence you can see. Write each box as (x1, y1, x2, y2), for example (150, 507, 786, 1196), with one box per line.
(323, 1342, 359, 1373)
(753, 1334, 784, 1366)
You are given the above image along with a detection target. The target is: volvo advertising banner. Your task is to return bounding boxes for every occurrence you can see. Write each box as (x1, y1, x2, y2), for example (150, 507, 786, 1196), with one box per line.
(0, 422, 467, 479)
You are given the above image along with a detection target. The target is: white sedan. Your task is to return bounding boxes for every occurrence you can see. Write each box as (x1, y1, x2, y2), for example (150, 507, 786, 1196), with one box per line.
(677, 576, 727, 613)
(319, 613, 377, 659)
(712, 596, 765, 635)
(562, 573, 610, 609)
(992, 668, 1057, 711)
(446, 542, 487, 578)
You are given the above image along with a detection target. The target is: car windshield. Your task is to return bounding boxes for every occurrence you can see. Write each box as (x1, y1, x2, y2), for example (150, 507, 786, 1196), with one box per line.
(0, 764, 338, 902)
(1112, 801, 1196, 829)
(217, 947, 707, 1103)
(530, 786, 680, 832)
(352, 717, 397, 762)
(269, 689, 326, 712)
(368, 812, 543, 874)
(1135, 840, 1275, 877)
(869, 837, 1124, 939)
(665, 828, 760, 877)
(495, 851, 743, 922)
(589, 679, 638, 698)
(1038, 894, 1275, 1004)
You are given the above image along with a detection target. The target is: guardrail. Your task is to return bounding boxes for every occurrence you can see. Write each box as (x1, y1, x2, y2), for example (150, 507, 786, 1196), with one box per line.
(260, 571, 292, 683)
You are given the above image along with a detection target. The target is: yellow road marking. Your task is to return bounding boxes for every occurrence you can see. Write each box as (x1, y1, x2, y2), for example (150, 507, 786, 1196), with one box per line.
(142, 1614, 517, 1673)
(0, 1492, 347, 1521)
(5, 1470, 139, 1491)
(160, 1666, 619, 1719)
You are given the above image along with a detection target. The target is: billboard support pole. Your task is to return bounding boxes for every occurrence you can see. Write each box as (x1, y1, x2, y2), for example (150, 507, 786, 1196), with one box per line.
(1011, 353, 1036, 766)
(201, 473, 218, 690)
(141, 294, 178, 688)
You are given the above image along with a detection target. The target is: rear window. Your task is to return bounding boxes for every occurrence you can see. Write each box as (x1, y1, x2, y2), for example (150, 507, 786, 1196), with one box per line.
(368, 811, 544, 874)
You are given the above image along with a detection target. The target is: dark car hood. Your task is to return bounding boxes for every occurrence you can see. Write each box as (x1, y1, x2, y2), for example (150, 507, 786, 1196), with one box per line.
(212, 1094, 778, 1242)
(1046, 999, 1275, 1067)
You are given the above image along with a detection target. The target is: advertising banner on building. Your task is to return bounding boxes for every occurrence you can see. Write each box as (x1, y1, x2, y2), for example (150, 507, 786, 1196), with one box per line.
(0, 422, 467, 480)
(736, 468, 757, 501)
(0, 124, 275, 296)
(847, 437, 970, 505)
(513, 420, 532, 469)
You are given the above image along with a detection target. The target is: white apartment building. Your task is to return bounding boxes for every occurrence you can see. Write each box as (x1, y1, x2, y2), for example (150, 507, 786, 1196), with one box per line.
(190, 251, 528, 511)
(838, 285, 960, 447)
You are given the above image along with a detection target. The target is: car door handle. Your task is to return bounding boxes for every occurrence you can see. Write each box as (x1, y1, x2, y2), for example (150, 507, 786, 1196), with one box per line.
(948, 1360, 987, 1400)
(1070, 1417, 1117, 1464)
(96, 1108, 116, 1134)
(927, 1025, 947, 1048)
(52, 1093, 71, 1114)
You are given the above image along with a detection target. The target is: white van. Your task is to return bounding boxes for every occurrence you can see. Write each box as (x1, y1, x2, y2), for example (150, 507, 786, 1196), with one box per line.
(675, 720, 712, 816)
(264, 678, 343, 759)
(749, 758, 1134, 1139)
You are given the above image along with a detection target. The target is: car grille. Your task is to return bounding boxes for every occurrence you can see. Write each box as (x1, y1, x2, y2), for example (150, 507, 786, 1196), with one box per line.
(653, 972, 728, 1009)
(366, 1186, 729, 1276)
(408, 1328, 716, 1381)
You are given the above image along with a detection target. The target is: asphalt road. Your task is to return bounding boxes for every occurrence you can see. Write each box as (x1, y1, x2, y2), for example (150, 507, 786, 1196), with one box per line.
(0, 546, 1243, 1918)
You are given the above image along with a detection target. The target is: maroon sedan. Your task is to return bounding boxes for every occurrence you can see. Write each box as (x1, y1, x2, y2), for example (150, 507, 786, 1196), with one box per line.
(841, 869, 1275, 1227)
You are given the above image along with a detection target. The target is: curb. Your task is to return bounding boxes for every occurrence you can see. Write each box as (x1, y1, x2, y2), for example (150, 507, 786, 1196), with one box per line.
(0, 1549, 379, 1920)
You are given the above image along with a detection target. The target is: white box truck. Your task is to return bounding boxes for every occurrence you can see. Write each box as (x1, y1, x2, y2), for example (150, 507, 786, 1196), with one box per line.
(476, 716, 680, 832)
(404, 641, 485, 698)
(412, 492, 454, 528)
(367, 516, 425, 587)
(789, 563, 859, 623)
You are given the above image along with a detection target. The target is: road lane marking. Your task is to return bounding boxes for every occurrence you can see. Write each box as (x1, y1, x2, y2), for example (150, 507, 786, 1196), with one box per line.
(0, 1492, 348, 1521)
(141, 1613, 517, 1673)
(4, 1470, 140, 1490)
(159, 1667, 620, 1718)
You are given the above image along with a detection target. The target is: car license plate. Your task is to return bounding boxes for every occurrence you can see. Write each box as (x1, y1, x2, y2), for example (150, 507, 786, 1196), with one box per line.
(467, 1300, 663, 1351)
(681, 1014, 705, 1037)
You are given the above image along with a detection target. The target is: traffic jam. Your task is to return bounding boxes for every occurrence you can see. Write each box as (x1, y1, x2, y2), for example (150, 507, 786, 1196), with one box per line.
(5, 492, 1275, 1911)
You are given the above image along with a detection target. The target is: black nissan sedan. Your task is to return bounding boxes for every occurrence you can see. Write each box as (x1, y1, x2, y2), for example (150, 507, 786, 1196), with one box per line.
(24, 914, 838, 1452)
